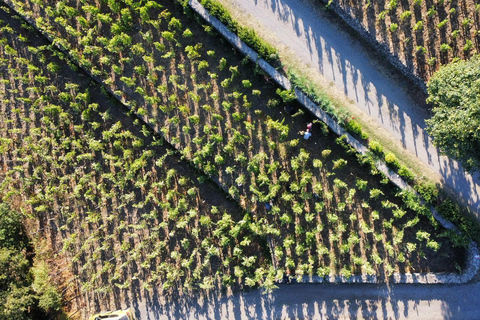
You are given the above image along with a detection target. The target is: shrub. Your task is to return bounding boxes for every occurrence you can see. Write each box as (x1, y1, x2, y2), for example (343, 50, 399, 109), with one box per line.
(369, 188, 384, 199)
(427, 6, 437, 17)
(345, 119, 367, 138)
(242, 80, 252, 88)
(368, 140, 383, 156)
(183, 28, 193, 37)
(463, 39, 473, 52)
(440, 43, 452, 52)
(266, 99, 279, 108)
(289, 139, 299, 147)
(414, 181, 438, 204)
(219, 57, 227, 70)
(436, 200, 480, 243)
(32, 261, 62, 313)
(214, 154, 225, 165)
(398, 165, 415, 182)
(340, 267, 352, 279)
(384, 152, 396, 165)
(313, 159, 323, 168)
(462, 18, 473, 27)
(426, 240, 441, 251)
(387, 0, 398, 11)
(416, 230, 430, 241)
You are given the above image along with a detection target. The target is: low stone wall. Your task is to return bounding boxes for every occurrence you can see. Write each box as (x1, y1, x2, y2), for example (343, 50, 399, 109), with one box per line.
(189, 0, 479, 284)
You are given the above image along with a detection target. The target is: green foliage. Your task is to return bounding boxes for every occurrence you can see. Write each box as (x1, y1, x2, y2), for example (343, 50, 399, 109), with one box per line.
(200, 0, 278, 62)
(356, 179, 368, 191)
(436, 200, 480, 243)
(7, 0, 469, 290)
(31, 261, 61, 313)
(389, 23, 398, 32)
(398, 165, 415, 182)
(413, 21, 423, 31)
(414, 181, 438, 204)
(332, 158, 347, 170)
(276, 88, 296, 103)
(368, 140, 383, 156)
(0, 204, 29, 250)
(0, 204, 60, 319)
(345, 119, 367, 139)
(426, 55, 480, 172)
(321, 149, 331, 158)
(437, 19, 448, 29)
(384, 152, 397, 167)
(400, 10, 411, 21)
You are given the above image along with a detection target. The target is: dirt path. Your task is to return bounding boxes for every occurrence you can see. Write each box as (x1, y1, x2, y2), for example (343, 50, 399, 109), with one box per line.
(134, 282, 480, 319)
(213, 0, 480, 218)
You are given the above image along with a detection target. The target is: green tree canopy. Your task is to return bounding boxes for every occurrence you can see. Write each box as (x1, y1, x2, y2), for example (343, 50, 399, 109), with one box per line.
(0, 204, 61, 319)
(0, 204, 29, 250)
(426, 55, 480, 172)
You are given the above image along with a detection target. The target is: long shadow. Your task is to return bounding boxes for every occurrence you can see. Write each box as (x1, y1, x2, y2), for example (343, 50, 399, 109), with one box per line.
(135, 282, 480, 319)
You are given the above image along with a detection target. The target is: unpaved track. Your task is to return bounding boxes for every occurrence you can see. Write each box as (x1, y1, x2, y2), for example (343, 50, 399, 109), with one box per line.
(215, 0, 480, 217)
(136, 282, 480, 319)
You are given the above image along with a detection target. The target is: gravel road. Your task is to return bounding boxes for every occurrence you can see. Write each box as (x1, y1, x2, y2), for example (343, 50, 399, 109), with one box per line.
(135, 282, 480, 319)
(214, 0, 480, 217)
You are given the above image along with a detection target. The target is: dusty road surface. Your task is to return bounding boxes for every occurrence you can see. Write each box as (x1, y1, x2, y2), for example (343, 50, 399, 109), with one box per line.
(212, 0, 480, 217)
(134, 282, 480, 319)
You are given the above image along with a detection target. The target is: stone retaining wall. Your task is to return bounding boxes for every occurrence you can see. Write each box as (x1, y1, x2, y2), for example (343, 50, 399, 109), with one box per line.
(189, 0, 479, 284)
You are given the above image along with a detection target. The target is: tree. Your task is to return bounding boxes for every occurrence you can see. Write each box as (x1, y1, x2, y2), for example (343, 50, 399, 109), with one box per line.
(0, 204, 61, 319)
(0, 204, 29, 250)
(0, 248, 35, 320)
(426, 55, 480, 172)
(0, 204, 35, 320)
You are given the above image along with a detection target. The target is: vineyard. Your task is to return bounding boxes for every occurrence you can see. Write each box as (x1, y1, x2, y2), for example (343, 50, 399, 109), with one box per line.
(0, 5, 263, 316)
(329, 0, 480, 82)
(0, 0, 469, 318)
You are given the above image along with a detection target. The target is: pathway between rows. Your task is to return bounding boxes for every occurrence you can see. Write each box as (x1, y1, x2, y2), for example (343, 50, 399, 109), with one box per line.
(216, 0, 480, 217)
(136, 282, 480, 319)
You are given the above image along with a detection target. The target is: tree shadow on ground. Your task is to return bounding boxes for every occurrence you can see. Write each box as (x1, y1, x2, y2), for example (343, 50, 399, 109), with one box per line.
(133, 282, 480, 319)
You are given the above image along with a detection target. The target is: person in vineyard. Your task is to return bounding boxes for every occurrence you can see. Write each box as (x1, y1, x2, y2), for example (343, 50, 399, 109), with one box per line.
(303, 129, 312, 140)
(265, 200, 273, 210)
